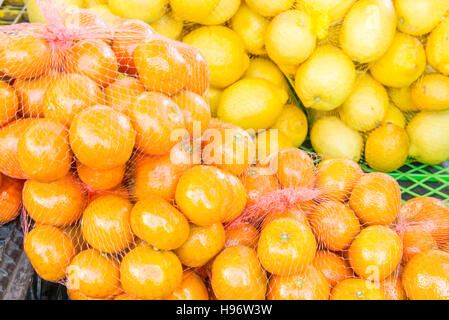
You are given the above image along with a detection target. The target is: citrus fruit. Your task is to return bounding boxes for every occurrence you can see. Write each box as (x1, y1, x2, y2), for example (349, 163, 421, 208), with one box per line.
(225, 222, 259, 249)
(388, 86, 420, 112)
(198, 0, 241, 25)
(63, 10, 112, 43)
(349, 172, 401, 225)
(340, 0, 396, 63)
(23, 174, 86, 227)
(70, 105, 135, 169)
(384, 103, 407, 128)
(240, 166, 279, 207)
(297, 0, 356, 24)
(295, 45, 356, 111)
(402, 249, 449, 300)
(170, 0, 220, 22)
(243, 58, 289, 94)
(257, 217, 317, 276)
(331, 278, 387, 300)
(349, 225, 403, 281)
(43, 73, 104, 126)
(128, 92, 184, 156)
(120, 244, 183, 300)
(77, 162, 124, 191)
(245, 0, 295, 17)
(221, 171, 247, 223)
(66, 249, 121, 298)
(67, 289, 108, 300)
(104, 76, 145, 116)
(411, 74, 449, 111)
(17, 119, 72, 183)
(401, 225, 437, 264)
(0, 176, 23, 224)
(365, 123, 410, 172)
(268, 265, 330, 300)
(380, 276, 407, 300)
(113, 293, 139, 300)
(275, 148, 316, 189)
(309, 200, 361, 252)
(211, 245, 267, 300)
(0, 81, 18, 128)
(108, 0, 166, 23)
(81, 194, 134, 253)
(312, 251, 352, 287)
(426, 19, 449, 76)
(131, 195, 189, 250)
(183, 26, 249, 88)
(175, 223, 225, 267)
(260, 206, 310, 230)
(24, 224, 76, 281)
(272, 104, 308, 147)
(208, 87, 222, 117)
(165, 271, 209, 300)
(176, 42, 209, 96)
(255, 130, 294, 163)
(172, 90, 211, 137)
(150, 13, 183, 40)
(316, 157, 363, 201)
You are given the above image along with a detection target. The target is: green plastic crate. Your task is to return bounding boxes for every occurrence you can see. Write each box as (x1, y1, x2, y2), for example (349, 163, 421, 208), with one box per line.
(0, 0, 27, 25)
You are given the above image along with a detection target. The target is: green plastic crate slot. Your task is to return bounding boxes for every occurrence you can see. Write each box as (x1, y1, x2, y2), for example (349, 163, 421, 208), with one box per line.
(0, 0, 27, 24)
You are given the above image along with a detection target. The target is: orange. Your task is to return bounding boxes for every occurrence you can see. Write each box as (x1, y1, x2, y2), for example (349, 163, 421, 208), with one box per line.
(134, 39, 188, 96)
(315, 157, 363, 201)
(131, 195, 190, 250)
(309, 200, 361, 252)
(275, 148, 316, 189)
(70, 105, 135, 170)
(64, 10, 113, 44)
(113, 293, 139, 300)
(17, 119, 72, 183)
(67, 289, 110, 300)
(43, 73, 104, 126)
(268, 265, 330, 300)
(348, 225, 403, 281)
(349, 172, 401, 225)
(0, 33, 50, 79)
(0, 118, 34, 179)
(175, 166, 232, 226)
(0, 81, 18, 127)
(165, 271, 209, 300)
(402, 249, 449, 300)
(256, 130, 294, 163)
(23, 174, 86, 227)
(225, 222, 259, 249)
(66, 249, 121, 298)
(77, 162, 124, 191)
(331, 278, 387, 300)
(312, 250, 352, 287)
(175, 223, 225, 267)
(172, 90, 211, 137)
(260, 206, 310, 230)
(112, 19, 154, 75)
(65, 40, 118, 88)
(257, 217, 317, 276)
(120, 244, 183, 299)
(401, 225, 437, 264)
(222, 171, 247, 223)
(176, 42, 209, 96)
(128, 92, 185, 155)
(240, 166, 279, 207)
(211, 245, 267, 300)
(0, 176, 23, 224)
(397, 197, 449, 245)
(380, 276, 406, 300)
(104, 75, 145, 115)
(24, 224, 76, 281)
(81, 194, 134, 254)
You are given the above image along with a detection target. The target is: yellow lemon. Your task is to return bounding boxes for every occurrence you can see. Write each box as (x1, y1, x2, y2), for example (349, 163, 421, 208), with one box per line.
(256, 129, 294, 161)
(411, 73, 449, 111)
(231, 3, 269, 55)
(365, 123, 410, 172)
(265, 10, 316, 67)
(170, 0, 220, 22)
(183, 26, 249, 89)
(243, 58, 289, 95)
(208, 87, 223, 117)
(295, 45, 356, 111)
(87, 4, 116, 25)
(339, 73, 389, 132)
(272, 104, 308, 147)
(395, 0, 449, 36)
(426, 19, 449, 76)
(217, 78, 288, 130)
(340, 0, 396, 63)
(307, 108, 340, 127)
(277, 62, 299, 77)
(384, 103, 407, 129)
(150, 13, 183, 40)
(297, 0, 357, 24)
(84, 0, 106, 6)
(407, 110, 449, 165)
(199, 0, 241, 25)
(26, 0, 83, 23)
(388, 86, 420, 112)
(311, 116, 364, 162)
(108, 0, 167, 23)
(245, 0, 295, 17)
(370, 32, 426, 88)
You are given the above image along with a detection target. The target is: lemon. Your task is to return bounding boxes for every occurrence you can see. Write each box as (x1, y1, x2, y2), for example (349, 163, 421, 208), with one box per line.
(170, 0, 220, 22)
(183, 26, 250, 89)
(272, 104, 308, 147)
(370, 32, 426, 88)
(311, 116, 363, 162)
(307, 108, 339, 126)
(395, 0, 449, 36)
(108, 0, 167, 23)
(256, 129, 294, 161)
(265, 10, 316, 67)
(407, 110, 449, 165)
(243, 58, 289, 95)
(426, 19, 449, 76)
(388, 86, 420, 112)
(88, 4, 116, 25)
(411, 74, 449, 111)
(297, 0, 357, 24)
(84, 0, 106, 5)
(198, 0, 241, 25)
(340, 0, 396, 63)
(231, 4, 269, 55)
(295, 45, 356, 111)
(245, 0, 295, 17)
(365, 123, 410, 172)
(277, 62, 298, 77)
(217, 78, 288, 130)
(26, 0, 83, 23)
(384, 103, 406, 128)
(151, 13, 183, 40)
(339, 73, 388, 132)
(208, 87, 223, 117)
